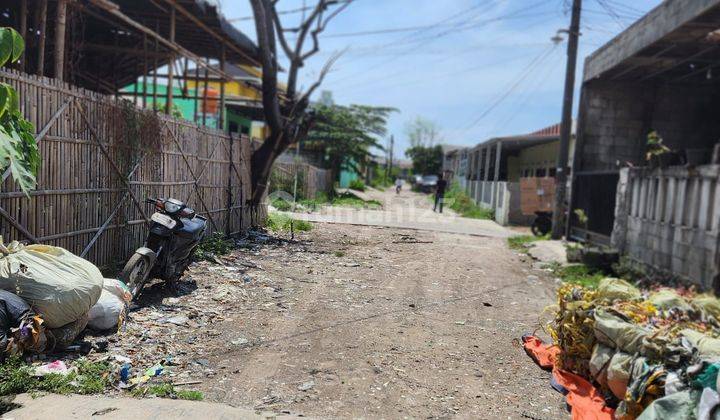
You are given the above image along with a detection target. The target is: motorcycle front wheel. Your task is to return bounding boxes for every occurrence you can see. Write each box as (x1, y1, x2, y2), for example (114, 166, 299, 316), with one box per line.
(119, 253, 153, 300)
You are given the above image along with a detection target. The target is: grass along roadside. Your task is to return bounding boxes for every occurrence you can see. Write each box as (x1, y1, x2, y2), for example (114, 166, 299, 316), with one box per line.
(272, 191, 382, 212)
(543, 261, 605, 289)
(507, 234, 549, 252)
(432, 183, 493, 219)
(0, 357, 205, 404)
(331, 192, 382, 210)
(266, 213, 313, 233)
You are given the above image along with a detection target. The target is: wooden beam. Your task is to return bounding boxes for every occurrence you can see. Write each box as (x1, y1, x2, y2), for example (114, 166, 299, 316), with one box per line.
(159, 0, 259, 67)
(153, 22, 159, 110)
(86, 0, 237, 82)
(166, 5, 176, 114)
(0, 205, 39, 243)
(55, 0, 68, 81)
(142, 34, 148, 109)
(37, 0, 48, 76)
(82, 42, 171, 59)
(202, 64, 209, 126)
(219, 44, 226, 130)
(193, 60, 200, 123)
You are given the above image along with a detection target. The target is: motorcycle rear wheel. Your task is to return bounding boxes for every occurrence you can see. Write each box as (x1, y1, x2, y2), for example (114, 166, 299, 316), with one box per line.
(120, 253, 153, 300)
(531, 217, 552, 237)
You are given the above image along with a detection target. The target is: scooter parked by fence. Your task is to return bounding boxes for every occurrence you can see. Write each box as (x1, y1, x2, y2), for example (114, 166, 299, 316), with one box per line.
(119, 198, 207, 299)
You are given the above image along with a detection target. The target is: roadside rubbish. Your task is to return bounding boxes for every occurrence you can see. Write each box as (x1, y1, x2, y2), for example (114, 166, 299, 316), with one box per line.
(88, 279, 131, 331)
(33, 360, 70, 376)
(525, 277, 720, 419)
(0, 240, 103, 328)
(1, 290, 48, 360)
(48, 314, 89, 350)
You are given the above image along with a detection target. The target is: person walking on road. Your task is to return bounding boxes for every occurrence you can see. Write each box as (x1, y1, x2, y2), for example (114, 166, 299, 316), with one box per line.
(433, 173, 448, 213)
(395, 178, 402, 195)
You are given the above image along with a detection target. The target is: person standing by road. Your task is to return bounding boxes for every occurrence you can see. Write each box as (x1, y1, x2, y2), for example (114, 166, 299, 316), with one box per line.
(433, 173, 448, 213)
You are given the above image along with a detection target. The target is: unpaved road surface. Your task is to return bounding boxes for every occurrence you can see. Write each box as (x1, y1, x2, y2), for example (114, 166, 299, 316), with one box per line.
(8, 190, 566, 419)
(178, 221, 565, 418)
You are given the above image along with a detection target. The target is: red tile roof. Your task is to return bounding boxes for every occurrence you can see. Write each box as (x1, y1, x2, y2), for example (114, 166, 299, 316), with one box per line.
(529, 122, 562, 137)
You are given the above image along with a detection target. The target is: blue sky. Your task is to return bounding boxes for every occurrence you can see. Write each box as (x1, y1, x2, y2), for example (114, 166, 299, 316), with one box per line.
(220, 0, 661, 158)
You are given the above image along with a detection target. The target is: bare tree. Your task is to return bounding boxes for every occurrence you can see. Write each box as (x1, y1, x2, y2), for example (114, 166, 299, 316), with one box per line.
(249, 0, 351, 206)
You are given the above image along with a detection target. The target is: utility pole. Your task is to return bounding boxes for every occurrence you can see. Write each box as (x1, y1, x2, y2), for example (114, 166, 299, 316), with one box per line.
(388, 134, 395, 178)
(551, 0, 582, 240)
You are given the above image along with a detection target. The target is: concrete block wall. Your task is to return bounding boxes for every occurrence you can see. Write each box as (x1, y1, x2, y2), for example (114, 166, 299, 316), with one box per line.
(577, 81, 720, 172)
(612, 167, 720, 289)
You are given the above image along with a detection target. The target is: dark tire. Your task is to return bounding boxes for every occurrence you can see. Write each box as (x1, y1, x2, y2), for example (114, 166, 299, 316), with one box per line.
(119, 253, 153, 300)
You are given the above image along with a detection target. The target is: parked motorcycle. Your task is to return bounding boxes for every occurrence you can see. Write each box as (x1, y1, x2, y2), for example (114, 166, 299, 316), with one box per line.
(119, 197, 207, 299)
(531, 211, 552, 237)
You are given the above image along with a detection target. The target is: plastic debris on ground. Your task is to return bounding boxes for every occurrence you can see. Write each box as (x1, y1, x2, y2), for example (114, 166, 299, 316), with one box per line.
(0, 229, 293, 400)
(32, 360, 70, 376)
(525, 277, 720, 419)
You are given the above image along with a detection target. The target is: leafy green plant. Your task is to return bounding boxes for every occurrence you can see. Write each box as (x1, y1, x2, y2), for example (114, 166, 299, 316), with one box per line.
(348, 178, 366, 191)
(645, 130, 670, 161)
(164, 103, 183, 119)
(271, 197, 292, 211)
(0, 27, 39, 194)
(442, 183, 493, 219)
(194, 231, 234, 261)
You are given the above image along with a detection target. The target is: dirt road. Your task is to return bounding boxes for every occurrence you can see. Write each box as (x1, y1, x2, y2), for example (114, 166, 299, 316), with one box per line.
(178, 191, 565, 418)
(8, 190, 566, 419)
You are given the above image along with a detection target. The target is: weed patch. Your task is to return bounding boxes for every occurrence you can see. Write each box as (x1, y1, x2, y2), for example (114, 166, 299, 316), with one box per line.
(348, 179, 366, 191)
(266, 213, 313, 233)
(507, 234, 548, 252)
(438, 183, 493, 219)
(131, 383, 203, 401)
(331, 193, 382, 209)
(0, 357, 111, 398)
(194, 232, 234, 261)
(544, 262, 605, 289)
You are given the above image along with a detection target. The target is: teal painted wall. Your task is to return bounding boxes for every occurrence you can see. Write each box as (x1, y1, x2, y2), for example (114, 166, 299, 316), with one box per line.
(121, 83, 251, 134)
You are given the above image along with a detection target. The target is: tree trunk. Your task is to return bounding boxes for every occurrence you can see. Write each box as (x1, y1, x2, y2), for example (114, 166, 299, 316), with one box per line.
(250, 138, 277, 206)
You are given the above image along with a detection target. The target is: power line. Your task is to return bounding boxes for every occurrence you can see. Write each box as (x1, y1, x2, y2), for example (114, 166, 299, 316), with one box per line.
(328, 1, 555, 87)
(461, 44, 559, 133)
(338, 50, 540, 96)
(486, 48, 563, 138)
(228, 1, 354, 22)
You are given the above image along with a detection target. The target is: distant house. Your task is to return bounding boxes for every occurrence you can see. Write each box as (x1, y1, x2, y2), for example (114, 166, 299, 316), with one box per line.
(122, 63, 268, 139)
(571, 0, 720, 289)
(446, 122, 575, 225)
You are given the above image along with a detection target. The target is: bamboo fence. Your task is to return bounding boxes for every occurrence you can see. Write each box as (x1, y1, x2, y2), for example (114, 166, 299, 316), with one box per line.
(0, 68, 263, 269)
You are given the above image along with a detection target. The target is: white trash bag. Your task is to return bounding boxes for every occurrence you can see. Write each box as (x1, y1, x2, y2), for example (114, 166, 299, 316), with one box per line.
(88, 279, 131, 331)
(0, 239, 104, 328)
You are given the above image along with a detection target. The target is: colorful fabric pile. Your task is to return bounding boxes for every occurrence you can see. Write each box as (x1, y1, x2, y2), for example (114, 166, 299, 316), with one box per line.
(525, 278, 720, 419)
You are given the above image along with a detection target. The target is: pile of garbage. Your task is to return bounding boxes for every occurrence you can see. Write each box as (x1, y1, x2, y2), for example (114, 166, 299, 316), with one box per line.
(0, 239, 129, 362)
(526, 277, 720, 419)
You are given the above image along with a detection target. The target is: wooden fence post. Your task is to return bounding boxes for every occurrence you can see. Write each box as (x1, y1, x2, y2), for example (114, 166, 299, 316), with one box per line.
(226, 134, 234, 235)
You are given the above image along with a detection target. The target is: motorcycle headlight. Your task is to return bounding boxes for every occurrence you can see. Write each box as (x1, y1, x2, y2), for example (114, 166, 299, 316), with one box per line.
(164, 201, 181, 214)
